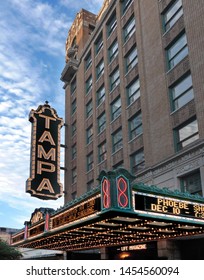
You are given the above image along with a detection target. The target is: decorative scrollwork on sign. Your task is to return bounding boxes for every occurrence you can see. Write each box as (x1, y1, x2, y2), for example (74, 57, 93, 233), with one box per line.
(117, 177, 129, 208)
(102, 178, 111, 209)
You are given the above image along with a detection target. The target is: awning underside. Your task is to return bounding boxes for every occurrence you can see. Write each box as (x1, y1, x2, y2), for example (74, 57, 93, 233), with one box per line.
(15, 212, 204, 251)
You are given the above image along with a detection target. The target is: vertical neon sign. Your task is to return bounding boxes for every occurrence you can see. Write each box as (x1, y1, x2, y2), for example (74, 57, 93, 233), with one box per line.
(117, 176, 130, 209)
(44, 212, 50, 232)
(101, 177, 111, 209)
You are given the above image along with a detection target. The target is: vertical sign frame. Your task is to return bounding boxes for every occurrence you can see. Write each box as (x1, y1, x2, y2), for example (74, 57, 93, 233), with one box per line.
(99, 168, 135, 212)
(26, 102, 64, 200)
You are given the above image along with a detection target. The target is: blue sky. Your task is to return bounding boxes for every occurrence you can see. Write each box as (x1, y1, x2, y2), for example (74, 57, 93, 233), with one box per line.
(0, 0, 103, 229)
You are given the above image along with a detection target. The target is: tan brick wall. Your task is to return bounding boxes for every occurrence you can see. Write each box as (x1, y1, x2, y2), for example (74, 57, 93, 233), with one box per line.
(63, 0, 204, 202)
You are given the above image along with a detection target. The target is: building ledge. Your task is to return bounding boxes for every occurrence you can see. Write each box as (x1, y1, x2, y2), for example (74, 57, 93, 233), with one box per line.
(61, 58, 79, 83)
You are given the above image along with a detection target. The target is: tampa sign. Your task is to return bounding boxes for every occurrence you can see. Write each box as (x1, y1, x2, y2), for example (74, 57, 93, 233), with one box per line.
(26, 102, 64, 200)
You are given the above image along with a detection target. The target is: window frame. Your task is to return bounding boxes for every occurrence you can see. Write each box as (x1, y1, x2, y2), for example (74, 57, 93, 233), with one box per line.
(110, 67, 120, 91)
(86, 125, 93, 144)
(95, 32, 103, 55)
(170, 74, 194, 111)
(71, 99, 77, 115)
(123, 16, 136, 43)
(87, 152, 94, 172)
(108, 40, 119, 63)
(71, 144, 77, 160)
(167, 33, 188, 70)
(96, 59, 105, 80)
(87, 180, 94, 191)
(122, 0, 133, 15)
(130, 149, 145, 174)
(129, 111, 143, 140)
(98, 141, 107, 163)
(127, 78, 140, 105)
(180, 170, 202, 195)
(174, 118, 199, 151)
(86, 75, 93, 94)
(86, 100, 93, 118)
(71, 121, 76, 136)
(163, 0, 183, 32)
(125, 46, 138, 73)
(70, 77, 76, 95)
(85, 51, 92, 71)
(72, 168, 77, 184)
(98, 112, 106, 134)
(107, 11, 117, 37)
(96, 85, 105, 106)
(112, 128, 123, 153)
(111, 97, 122, 121)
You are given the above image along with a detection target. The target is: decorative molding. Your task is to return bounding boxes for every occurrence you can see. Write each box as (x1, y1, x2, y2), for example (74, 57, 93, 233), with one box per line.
(137, 142, 204, 181)
(133, 182, 204, 203)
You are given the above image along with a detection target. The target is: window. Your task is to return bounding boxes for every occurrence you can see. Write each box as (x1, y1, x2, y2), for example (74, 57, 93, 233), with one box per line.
(163, 0, 183, 32)
(70, 77, 76, 94)
(71, 144, 77, 160)
(97, 85, 105, 106)
(107, 11, 117, 37)
(86, 100, 93, 118)
(174, 119, 199, 151)
(72, 168, 77, 184)
(170, 74, 194, 111)
(87, 180, 94, 191)
(180, 171, 202, 196)
(122, 0, 133, 14)
(71, 191, 77, 200)
(98, 142, 107, 163)
(112, 161, 124, 170)
(95, 33, 103, 54)
(111, 97, 121, 121)
(129, 111, 143, 140)
(167, 33, 188, 70)
(130, 149, 145, 174)
(86, 125, 93, 144)
(124, 16, 136, 42)
(86, 76, 92, 94)
(85, 51, 92, 70)
(109, 40, 118, 63)
(96, 60, 104, 79)
(71, 99, 76, 115)
(125, 47, 138, 73)
(71, 121, 76, 136)
(112, 129, 123, 153)
(87, 152, 94, 171)
(110, 67, 120, 91)
(89, 24, 95, 34)
(98, 112, 106, 133)
(127, 78, 140, 105)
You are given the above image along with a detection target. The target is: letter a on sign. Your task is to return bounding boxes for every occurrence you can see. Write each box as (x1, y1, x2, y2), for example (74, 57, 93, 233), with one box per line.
(26, 102, 64, 200)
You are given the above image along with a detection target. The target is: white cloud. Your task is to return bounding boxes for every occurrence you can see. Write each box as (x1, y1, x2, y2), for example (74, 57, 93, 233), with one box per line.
(0, 100, 13, 113)
(0, 0, 67, 228)
(0, 0, 102, 229)
(4, 0, 71, 57)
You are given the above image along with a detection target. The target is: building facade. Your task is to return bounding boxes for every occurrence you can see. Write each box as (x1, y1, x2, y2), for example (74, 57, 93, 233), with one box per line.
(61, 0, 204, 259)
(0, 227, 19, 244)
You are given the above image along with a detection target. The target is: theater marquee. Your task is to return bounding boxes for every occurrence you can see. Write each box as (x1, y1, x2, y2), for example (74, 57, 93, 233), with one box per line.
(11, 169, 204, 251)
(134, 191, 204, 222)
(26, 102, 64, 200)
